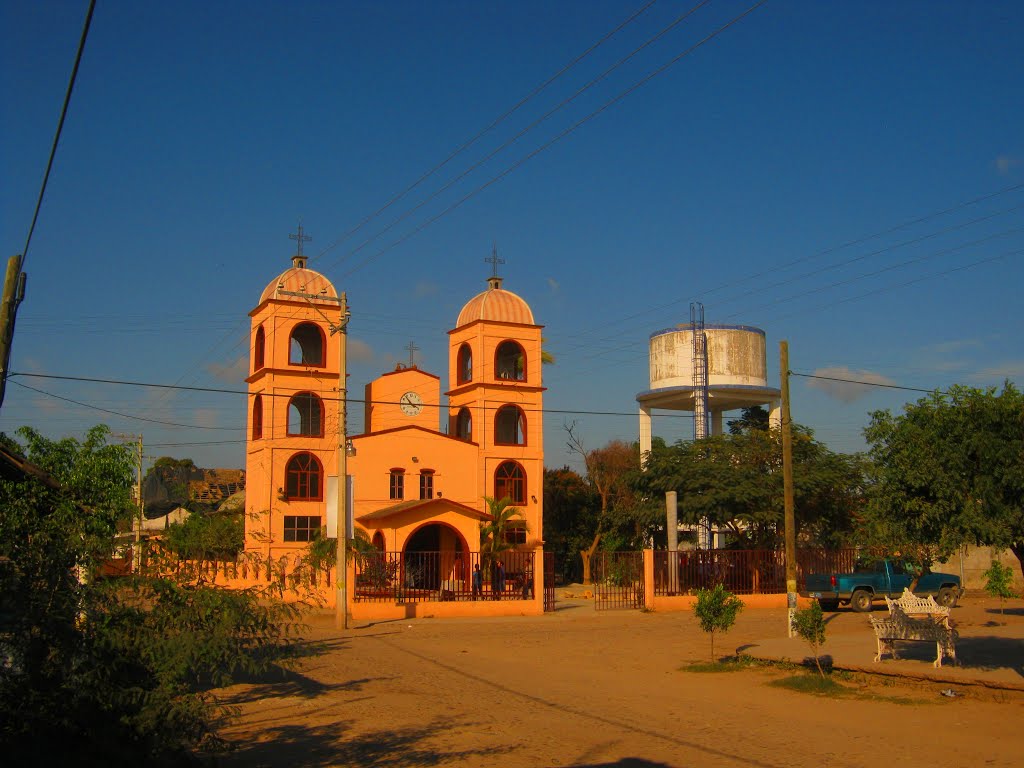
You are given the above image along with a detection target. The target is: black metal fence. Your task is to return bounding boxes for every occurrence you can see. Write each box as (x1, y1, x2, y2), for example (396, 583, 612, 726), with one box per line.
(353, 549, 537, 603)
(652, 547, 872, 596)
(593, 551, 645, 610)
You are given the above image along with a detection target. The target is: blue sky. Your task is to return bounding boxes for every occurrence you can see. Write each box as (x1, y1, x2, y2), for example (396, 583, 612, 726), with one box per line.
(1, 0, 1022, 474)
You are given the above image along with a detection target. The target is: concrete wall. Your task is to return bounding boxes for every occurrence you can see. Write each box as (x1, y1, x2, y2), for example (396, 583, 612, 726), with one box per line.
(959, 546, 1024, 592)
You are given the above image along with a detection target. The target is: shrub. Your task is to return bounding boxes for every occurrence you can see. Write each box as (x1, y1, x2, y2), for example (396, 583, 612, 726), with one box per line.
(693, 584, 744, 663)
(793, 600, 828, 677)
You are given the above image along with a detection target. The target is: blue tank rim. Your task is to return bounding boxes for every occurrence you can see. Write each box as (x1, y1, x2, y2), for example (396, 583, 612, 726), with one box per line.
(649, 324, 765, 340)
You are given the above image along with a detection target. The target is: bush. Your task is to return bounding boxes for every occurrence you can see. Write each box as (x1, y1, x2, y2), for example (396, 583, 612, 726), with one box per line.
(693, 584, 744, 663)
(793, 600, 828, 677)
(983, 559, 1016, 615)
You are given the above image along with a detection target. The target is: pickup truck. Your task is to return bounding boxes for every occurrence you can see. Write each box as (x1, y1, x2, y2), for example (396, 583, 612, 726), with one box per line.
(802, 557, 961, 612)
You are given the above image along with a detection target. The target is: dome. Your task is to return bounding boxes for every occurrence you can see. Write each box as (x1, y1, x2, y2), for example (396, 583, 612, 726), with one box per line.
(259, 256, 339, 305)
(456, 276, 534, 327)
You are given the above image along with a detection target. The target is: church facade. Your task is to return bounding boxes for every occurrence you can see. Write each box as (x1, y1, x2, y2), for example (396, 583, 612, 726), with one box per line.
(243, 247, 545, 604)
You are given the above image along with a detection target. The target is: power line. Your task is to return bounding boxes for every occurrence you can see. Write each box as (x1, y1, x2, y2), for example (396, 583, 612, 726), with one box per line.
(790, 372, 941, 395)
(340, 1, 768, 279)
(21, 0, 96, 269)
(9, 380, 238, 430)
(311, 0, 661, 264)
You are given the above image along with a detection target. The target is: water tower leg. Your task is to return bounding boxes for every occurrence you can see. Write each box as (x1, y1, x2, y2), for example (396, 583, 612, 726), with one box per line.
(769, 399, 781, 429)
(710, 411, 724, 436)
(639, 405, 652, 463)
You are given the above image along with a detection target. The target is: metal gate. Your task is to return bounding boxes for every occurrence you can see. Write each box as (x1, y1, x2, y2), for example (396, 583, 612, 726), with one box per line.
(543, 551, 555, 612)
(593, 551, 645, 610)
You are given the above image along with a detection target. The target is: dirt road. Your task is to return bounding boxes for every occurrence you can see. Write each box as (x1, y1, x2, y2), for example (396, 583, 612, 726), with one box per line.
(215, 596, 1023, 767)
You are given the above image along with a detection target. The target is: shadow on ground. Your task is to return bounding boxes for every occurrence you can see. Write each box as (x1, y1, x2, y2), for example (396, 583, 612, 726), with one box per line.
(212, 719, 507, 767)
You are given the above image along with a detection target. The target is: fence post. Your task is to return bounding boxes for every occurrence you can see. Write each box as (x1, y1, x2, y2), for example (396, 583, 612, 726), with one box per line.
(643, 549, 654, 609)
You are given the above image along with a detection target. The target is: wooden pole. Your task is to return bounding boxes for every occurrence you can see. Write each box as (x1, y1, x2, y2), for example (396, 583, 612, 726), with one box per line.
(0, 255, 25, 410)
(334, 293, 351, 630)
(780, 340, 796, 637)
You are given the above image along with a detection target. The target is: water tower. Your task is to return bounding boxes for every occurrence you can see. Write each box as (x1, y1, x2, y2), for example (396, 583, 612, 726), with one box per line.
(637, 305, 781, 545)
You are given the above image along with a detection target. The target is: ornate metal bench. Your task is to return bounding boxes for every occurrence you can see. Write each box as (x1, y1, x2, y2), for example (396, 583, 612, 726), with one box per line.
(884, 589, 950, 622)
(870, 598, 957, 668)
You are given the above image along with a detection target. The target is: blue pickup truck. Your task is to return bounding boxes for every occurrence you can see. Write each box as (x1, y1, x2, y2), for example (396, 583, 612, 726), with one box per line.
(802, 557, 961, 612)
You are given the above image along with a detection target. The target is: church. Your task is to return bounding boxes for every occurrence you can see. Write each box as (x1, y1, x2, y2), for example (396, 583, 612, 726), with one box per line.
(242, 239, 545, 606)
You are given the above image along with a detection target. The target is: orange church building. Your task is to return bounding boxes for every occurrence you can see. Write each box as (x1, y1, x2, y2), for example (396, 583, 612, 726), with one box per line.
(243, 245, 545, 609)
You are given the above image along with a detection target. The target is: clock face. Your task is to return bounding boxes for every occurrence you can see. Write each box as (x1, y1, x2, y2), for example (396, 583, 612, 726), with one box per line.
(400, 391, 423, 416)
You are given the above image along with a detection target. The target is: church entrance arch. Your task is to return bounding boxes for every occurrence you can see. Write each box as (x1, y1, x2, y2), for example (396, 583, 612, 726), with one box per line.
(402, 522, 470, 592)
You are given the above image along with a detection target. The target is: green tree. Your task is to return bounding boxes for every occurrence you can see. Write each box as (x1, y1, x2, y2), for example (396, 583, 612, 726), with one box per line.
(693, 584, 744, 663)
(792, 601, 828, 677)
(0, 426, 301, 762)
(983, 559, 1016, 615)
(863, 383, 1024, 581)
(637, 427, 862, 549)
(542, 466, 599, 584)
(164, 509, 244, 560)
(565, 425, 648, 583)
(480, 495, 526, 558)
(727, 405, 770, 435)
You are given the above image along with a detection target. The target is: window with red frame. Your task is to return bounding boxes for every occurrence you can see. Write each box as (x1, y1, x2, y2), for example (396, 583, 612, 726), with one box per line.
(289, 322, 325, 366)
(252, 394, 263, 439)
(287, 391, 324, 436)
(254, 325, 265, 371)
(494, 405, 526, 445)
(285, 452, 323, 500)
(494, 461, 526, 504)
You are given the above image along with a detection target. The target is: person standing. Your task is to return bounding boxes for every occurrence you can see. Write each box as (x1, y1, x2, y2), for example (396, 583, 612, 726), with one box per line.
(493, 559, 505, 600)
(471, 562, 482, 600)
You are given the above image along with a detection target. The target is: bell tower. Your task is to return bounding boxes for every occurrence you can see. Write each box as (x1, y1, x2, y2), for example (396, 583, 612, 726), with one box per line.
(447, 253, 545, 541)
(244, 230, 344, 555)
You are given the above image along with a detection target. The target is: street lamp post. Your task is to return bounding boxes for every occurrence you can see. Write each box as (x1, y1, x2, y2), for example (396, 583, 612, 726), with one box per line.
(331, 293, 351, 629)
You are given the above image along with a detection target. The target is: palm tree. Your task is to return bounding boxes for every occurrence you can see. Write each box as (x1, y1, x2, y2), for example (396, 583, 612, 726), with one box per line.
(479, 495, 525, 559)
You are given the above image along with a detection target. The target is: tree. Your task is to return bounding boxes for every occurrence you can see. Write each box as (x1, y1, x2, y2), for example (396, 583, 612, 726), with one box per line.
(164, 509, 244, 561)
(693, 584, 744, 663)
(480, 495, 526, 559)
(636, 427, 862, 549)
(727, 405, 770, 435)
(565, 424, 647, 583)
(542, 466, 599, 584)
(792, 600, 828, 677)
(983, 560, 1016, 616)
(863, 383, 1024, 581)
(0, 426, 301, 762)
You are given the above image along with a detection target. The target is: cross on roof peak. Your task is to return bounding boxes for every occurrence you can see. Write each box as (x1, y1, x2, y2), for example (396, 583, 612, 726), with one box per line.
(485, 243, 504, 278)
(289, 224, 312, 258)
(405, 341, 420, 367)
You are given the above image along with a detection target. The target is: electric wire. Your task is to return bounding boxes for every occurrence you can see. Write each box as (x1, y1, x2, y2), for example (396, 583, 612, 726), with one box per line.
(310, 0, 661, 264)
(20, 0, 96, 269)
(340, 1, 769, 279)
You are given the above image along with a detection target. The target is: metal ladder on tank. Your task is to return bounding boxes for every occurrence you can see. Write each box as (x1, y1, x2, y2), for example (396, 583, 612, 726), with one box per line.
(690, 302, 712, 549)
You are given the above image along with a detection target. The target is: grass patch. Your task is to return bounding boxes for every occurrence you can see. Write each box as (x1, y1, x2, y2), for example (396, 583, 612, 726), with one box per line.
(770, 674, 850, 696)
(681, 655, 758, 673)
(768, 673, 932, 705)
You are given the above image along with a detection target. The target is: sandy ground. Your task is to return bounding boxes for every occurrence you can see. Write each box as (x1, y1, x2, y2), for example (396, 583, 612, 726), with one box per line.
(212, 592, 1024, 768)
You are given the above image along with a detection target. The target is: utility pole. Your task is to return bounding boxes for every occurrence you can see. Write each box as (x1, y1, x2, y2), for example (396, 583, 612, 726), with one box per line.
(330, 293, 351, 630)
(780, 341, 797, 637)
(0, 254, 27, 410)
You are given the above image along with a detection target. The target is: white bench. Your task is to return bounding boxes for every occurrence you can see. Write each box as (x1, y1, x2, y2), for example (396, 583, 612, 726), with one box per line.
(870, 596, 957, 668)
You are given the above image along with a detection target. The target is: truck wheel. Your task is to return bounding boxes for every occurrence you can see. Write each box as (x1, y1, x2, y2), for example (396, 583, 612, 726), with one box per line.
(817, 599, 840, 612)
(850, 589, 873, 613)
(936, 587, 958, 608)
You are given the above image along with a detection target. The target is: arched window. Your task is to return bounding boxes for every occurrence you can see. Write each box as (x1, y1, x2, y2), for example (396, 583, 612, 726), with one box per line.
(495, 341, 525, 381)
(457, 343, 473, 384)
(455, 408, 472, 441)
(254, 325, 265, 371)
(372, 531, 386, 551)
(289, 322, 326, 367)
(494, 405, 526, 445)
(288, 392, 324, 436)
(494, 461, 526, 505)
(285, 452, 323, 500)
(252, 394, 263, 440)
